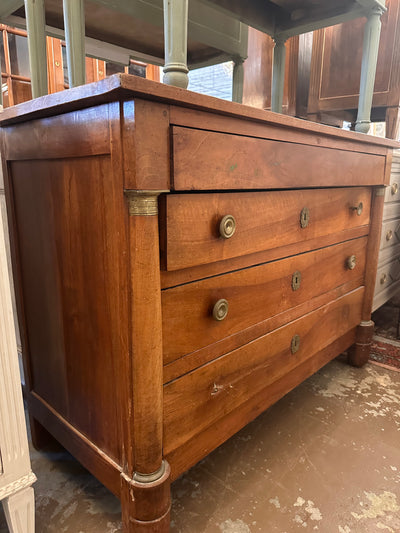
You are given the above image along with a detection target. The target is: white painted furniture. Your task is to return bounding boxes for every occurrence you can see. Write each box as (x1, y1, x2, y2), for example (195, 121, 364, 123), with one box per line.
(373, 150, 400, 310)
(0, 157, 36, 532)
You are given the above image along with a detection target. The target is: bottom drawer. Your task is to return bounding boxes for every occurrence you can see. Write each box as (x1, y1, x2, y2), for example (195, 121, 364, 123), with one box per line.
(164, 287, 363, 459)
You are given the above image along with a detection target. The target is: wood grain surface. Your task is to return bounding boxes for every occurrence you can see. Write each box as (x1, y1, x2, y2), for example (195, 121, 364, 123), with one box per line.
(162, 237, 367, 365)
(163, 188, 371, 271)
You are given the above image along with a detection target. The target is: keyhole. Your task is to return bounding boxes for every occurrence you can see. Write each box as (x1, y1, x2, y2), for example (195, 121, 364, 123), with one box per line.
(300, 207, 310, 228)
(292, 270, 301, 291)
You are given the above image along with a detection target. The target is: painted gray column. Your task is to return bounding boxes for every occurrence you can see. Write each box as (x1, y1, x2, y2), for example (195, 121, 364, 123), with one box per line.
(63, 0, 86, 88)
(163, 0, 189, 89)
(355, 4, 385, 133)
(271, 36, 287, 113)
(232, 59, 244, 103)
(24, 0, 48, 98)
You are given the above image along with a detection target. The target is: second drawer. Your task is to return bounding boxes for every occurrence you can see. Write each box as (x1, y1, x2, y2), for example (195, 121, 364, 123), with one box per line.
(162, 188, 371, 271)
(162, 237, 367, 365)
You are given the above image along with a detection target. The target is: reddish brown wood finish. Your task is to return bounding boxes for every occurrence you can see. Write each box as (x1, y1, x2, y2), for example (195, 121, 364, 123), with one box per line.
(0, 74, 397, 532)
(162, 237, 368, 366)
(172, 128, 387, 190)
(163, 189, 371, 270)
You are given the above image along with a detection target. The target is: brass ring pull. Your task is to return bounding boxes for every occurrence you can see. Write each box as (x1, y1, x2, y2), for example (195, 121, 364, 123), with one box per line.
(291, 334, 300, 354)
(346, 255, 357, 270)
(380, 273, 387, 285)
(386, 229, 393, 241)
(219, 215, 236, 239)
(391, 183, 398, 195)
(213, 299, 229, 321)
(350, 202, 363, 216)
(300, 207, 310, 228)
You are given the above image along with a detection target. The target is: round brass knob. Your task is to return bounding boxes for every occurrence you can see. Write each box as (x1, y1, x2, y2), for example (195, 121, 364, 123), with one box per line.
(291, 334, 300, 354)
(219, 215, 236, 239)
(346, 255, 357, 270)
(391, 182, 398, 195)
(386, 229, 393, 241)
(213, 299, 229, 321)
(380, 273, 387, 285)
(351, 202, 363, 216)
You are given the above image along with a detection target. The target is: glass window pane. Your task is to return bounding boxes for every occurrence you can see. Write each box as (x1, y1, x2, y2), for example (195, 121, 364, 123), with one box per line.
(0, 31, 6, 75)
(1, 77, 9, 107)
(62, 45, 69, 87)
(11, 79, 32, 105)
(128, 62, 146, 78)
(106, 62, 125, 76)
(8, 33, 31, 78)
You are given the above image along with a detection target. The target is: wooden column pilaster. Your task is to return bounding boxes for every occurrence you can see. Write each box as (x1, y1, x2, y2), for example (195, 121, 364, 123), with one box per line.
(121, 190, 171, 532)
(348, 186, 385, 367)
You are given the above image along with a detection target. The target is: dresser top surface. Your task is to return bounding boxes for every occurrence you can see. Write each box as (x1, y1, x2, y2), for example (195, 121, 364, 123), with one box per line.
(0, 74, 399, 151)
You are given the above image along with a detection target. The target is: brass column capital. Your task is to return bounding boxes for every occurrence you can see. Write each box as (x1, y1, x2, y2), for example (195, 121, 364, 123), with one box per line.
(125, 190, 169, 216)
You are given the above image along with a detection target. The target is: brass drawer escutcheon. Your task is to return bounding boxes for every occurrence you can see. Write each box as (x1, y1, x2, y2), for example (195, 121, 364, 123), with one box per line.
(292, 271, 301, 291)
(213, 299, 229, 321)
(346, 255, 357, 270)
(350, 202, 363, 216)
(300, 207, 310, 228)
(219, 215, 236, 239)
(291, 334, 301, 354)
(391, 183, 398, 195)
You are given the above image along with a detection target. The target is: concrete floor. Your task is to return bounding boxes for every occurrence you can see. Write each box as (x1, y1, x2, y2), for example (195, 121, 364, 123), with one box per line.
(1, 357, 399, 533)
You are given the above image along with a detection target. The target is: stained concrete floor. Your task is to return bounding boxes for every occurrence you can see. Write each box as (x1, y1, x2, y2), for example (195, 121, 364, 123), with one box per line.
(1, 357, 399, 533)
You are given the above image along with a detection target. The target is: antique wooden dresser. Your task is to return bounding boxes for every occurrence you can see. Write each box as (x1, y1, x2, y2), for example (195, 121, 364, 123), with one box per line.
(0, 74, 398, 531)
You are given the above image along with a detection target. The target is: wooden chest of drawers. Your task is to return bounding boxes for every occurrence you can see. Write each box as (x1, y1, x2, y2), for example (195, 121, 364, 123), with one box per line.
(0, 74, 398, 532)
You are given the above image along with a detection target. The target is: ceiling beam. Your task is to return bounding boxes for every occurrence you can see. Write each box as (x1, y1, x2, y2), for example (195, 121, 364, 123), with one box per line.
(0, 0, 24, 19)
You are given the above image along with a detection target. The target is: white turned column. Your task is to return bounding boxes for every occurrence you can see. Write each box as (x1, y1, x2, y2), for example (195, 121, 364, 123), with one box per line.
(63, 0, 86, 87)
(163, 0, 189, 89)
(271, 36, 287, 113)
(355, 4, 385, 133)
(232, 59, 244, 103)
(24, 0, 48, 98)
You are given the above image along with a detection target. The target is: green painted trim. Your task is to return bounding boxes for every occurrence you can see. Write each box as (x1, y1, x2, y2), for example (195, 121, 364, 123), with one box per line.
(24, 0, 48, 98)
(63, 0, 86, 88)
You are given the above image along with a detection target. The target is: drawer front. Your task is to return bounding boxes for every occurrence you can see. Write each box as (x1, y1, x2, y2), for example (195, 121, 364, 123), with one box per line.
(379, 219, 400, 251)
(163, 287, 364, 456)
(162, 237, 367, 365)
(163, 188, 371, 271)
(375, 258, 400, 296)
(171, 126, 386, 190)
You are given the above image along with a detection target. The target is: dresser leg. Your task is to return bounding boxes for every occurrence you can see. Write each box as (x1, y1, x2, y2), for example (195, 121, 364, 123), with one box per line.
(2, 487, 35, 533)
(348, 320, 374, 367)
(121, 461, 171, 532)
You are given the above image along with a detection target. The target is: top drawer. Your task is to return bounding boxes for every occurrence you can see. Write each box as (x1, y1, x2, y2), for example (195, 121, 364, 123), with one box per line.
(171, 127, 387, 190)
(162, 188, 371, 271)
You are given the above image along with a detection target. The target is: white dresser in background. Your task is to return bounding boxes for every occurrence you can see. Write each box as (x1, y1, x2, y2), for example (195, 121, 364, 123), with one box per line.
(373, 150, 400, 311)
(0, 159, 35, 532)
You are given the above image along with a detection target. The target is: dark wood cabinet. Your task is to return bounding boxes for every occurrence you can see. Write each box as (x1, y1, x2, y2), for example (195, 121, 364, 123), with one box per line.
(307, 0, 400, 138)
